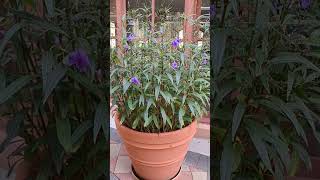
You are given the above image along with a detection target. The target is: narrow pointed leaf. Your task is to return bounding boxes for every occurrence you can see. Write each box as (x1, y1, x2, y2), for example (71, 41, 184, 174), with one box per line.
(56, 118, 72, 152)
(43, 64, 66, 104)
(220, 134, 233, 180)
(0, 75, 31, 105)
(93, 102, 107, 144)
(0, 23, 23, 57)
(232, 102, 246, 140)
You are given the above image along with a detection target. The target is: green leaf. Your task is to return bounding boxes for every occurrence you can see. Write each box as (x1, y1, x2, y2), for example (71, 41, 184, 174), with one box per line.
(305, 72, 320, 83)
(260, 75, 270, 94)
(44, 0, 55, 17)
(287, 72, 295, 101)
(220, 134, 233, 180)
(247, 122, 273, 173)
(260, 97, 307, 144)
(155, 86, 160, 100)
(213, 83, 236, 111)
(152, 114, 160, 129)
(93, 102, 107, 143)
(43, 64, 66, 104)
(144, 82, 151, 92)
(231, 0, 239, 16)
(56, 118, 72, 152)
(41, 51, 54, 90)
(110, 85, 120, 94)
(67, 70, 103, 98)
(123, 79, 131, 94)
(160, 91, 171, 104)
(288, 151, 300, 176)
(0, 23, 23, 58)
(132, 117, 140, 129)
(120, 115, 126, 124)
(144, 110, 152, 127)
(182, 94, 187, 105)
(295, 98, 320, 143)
(178, 107, 185, 128)
(160, 107, 167, 126)
(176, 71, 181, 85)
(193, 102, 202, 117)
(139, 94, 145, 106)
(47, 127, 64, 175)
(270, 54, 320, 73)
(0, 75, 32, 105)
(166, 73, 174, 85)
(264, 135, 290, 172)
(292, 142, 311, 170)
(0, 71, 5, 90)
(232, 102, 246, 140)
(187, 101, 196, 116)
(213, 29, 226, 75)
(71, 120, 93, 144)
(255, 0, 269, 32)
(10, 10, 67, 35)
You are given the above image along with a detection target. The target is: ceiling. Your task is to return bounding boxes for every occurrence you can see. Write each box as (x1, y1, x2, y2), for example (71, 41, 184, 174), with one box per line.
(110, 0, 210, 21)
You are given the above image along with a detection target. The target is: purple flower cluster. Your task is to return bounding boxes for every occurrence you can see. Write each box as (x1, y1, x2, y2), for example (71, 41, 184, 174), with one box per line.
(300, 0, 311, 9)
(127, 33, 135, 42)
(68, 49, 90, 72)
(171, 38, 181, 48)
(130, 76, 140, 85)
(171, 61, 178, 70)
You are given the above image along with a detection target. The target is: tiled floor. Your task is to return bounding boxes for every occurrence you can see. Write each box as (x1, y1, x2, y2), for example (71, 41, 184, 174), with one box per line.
(110, 128, 210, 180)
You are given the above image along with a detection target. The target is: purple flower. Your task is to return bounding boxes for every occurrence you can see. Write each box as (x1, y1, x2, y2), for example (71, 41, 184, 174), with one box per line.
(202, 60, 208, 65)
(210, 4, 216, 17)
(127, 33, 135, 42)
(301, 0, 311, 9)
(130, 77, 140, 85)
(171, 61, 178, 70)
(171, 38, 181, 48)
(124, 44, 129, 51)
(68, 49, 90, 72)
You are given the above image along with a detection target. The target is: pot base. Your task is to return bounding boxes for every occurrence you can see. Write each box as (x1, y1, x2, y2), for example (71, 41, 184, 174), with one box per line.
(131, 165, 181, 180)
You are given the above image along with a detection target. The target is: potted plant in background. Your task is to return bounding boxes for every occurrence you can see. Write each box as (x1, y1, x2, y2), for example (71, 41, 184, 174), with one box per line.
(111, 7, 210, 180)
(212, 0, 320, 179)
(0, 0, 109, 179)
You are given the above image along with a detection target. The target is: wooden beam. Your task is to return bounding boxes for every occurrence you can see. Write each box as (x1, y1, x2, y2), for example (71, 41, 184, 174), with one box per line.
(184, 0, 195, 43)
(116, 0, 126, 52)
(151, 0, 155, 32)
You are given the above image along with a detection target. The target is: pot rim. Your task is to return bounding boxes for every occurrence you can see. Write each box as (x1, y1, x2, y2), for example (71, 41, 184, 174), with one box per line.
(114, 112, 197, 136)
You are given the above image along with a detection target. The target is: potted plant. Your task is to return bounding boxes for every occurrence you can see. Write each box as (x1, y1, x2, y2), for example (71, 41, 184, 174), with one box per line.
(212, 0, 320, 179)
(111, 8, 210, 180)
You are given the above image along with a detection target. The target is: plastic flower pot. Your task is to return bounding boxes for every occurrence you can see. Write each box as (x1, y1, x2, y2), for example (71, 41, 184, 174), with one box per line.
(114, 113, 197, 180)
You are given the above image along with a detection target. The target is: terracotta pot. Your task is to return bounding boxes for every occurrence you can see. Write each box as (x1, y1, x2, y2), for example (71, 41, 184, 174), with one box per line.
(114, 113, 197, 180)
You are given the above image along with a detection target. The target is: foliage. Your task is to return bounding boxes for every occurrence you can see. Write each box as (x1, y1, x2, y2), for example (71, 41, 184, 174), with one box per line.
(0, 0, 109, 179)
(212, 0, 320, 179)
(111, 7, 210, 133)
